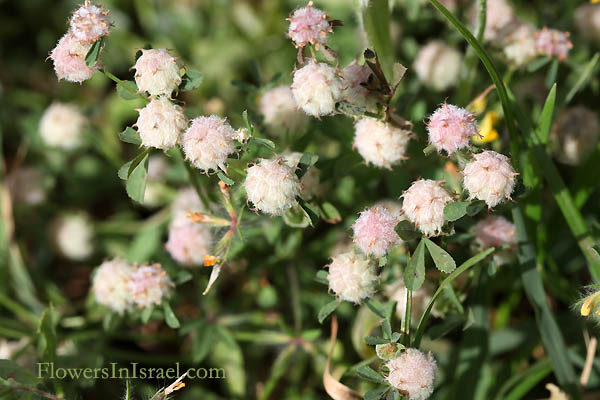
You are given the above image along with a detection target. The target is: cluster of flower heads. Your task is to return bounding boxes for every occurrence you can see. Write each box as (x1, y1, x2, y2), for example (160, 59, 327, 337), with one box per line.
(49, 1, 111, 83)
(92, 259, 173, 313)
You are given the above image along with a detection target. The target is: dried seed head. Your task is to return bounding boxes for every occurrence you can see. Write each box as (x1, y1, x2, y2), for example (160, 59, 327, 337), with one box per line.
(463, 151, 517, 208)
(327, 252, 378, 304)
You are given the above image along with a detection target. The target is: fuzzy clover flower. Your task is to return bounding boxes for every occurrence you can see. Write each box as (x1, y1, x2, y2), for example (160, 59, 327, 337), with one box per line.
(352, 206, 400, 257)
(385, 280, 434, 323)
(503, 23, 538, 66)
(49, 33, 98, 83)
(53, 213, 94, 261)
(463, 151, 517, 208)
(354, 117, 412, 169)
(341, 62, 378, 112)
(479, 0, 516, 42)
(550, 107, 600, 166)
(413, 41, 463, 91)
(291, 61, 343, 117)
(427, 104, 479, 155)
(259, 86, 308, 134)
(386, 348, 437, 400)
(244, 158, 301, 216)
(287, 1, 332, 49)
(69, 2, 111, 43)
(133, 48, 181, 97)
(282, 152, 320, 200)
(535, 28, 573, 61)
(92, 259, 134, 314)
(181, 115, 237, 173)
(165, 214, 213, 267)
(327, 252, 378, 304)
(401, 179, 453, 237)
(475, 216, 517, 265)
(135, 97, 187, 150)
(39, 102, 87, 149)
(575, 4, 600, 43)
(172, 186, 204, 218)
(128, 263, 174, 308)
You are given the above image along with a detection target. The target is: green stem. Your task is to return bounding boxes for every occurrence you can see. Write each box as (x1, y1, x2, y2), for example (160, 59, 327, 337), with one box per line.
(475, 0, 487, 43)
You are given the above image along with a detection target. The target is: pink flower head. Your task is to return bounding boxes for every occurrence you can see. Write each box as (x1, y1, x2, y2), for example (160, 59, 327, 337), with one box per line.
(165, 217, 213, 267)
(401, 179, 453, 237)
(427, 104, 478, 154)
(133, 48, 181, 97)
(49, 33, 98, 83)
(352, 206, 400, 257)
(180, 115, 236, 172)
(474, 216, 516, 249)
(386, 348, 437, 400)
(463, 151, 517, 208)
(535, 28, 572, 61)
(128, 263, 174, 308)
(287, 1, 332, 49)
(69, 2, 111, 43)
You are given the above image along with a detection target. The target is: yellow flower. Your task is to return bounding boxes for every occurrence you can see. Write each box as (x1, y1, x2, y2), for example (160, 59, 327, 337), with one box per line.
(581, 292, 600, 316)
(592, 0, 600, 4)
(472, 111, 500, 144)
(469, 96, 487, 115)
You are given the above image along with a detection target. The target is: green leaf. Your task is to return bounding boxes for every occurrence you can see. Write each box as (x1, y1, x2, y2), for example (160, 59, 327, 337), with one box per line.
(0, 360, 38, 386)
(126, 152, 149, 203)
(175, 270, 193, 285)
(283, 206, 310, 228)
(180, 70, 203, 91)
(119, 127, 141, 145)
(320, 202, 341, 223)
(124, 379, 132, 400)
(382, 319, 392, 340)
(38, 305, 56, 363)
(85, 38, 103, 67)
(217, 171, 235, 186)
(365, 388, 389, 400)
(566, 53, 599, 103)
(444, 202, 469, 221)
(362, 0, 393, 78)
(296, 153, 319, 179)
(318, 300, 339, 324)
(117, 80, 140, 100)
(365, 299, 386, 319)
(364, 336, 390, 345)
(424, 238, 456, 273)
(356, 365, 385, 384)
(118, 160, 132, 180)
(536, 84, 556, 144)
(526, 57, 551, 72)
(251, 137, 276, 150)
(466, 200, 486, 216)
(403, 239, 426, 290)
(162, 301, 180, 329)
(545, 58, 559, 88)
(141, 305, 153, 324)
(315, 270, 329, 285)
(192, 323, 215, 363)
(297, 197, 319, 227)
(395, 220, 420, 241)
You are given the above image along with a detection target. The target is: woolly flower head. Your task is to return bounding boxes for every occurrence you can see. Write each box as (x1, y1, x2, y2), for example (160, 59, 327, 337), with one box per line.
(480, 0, 516, 42)
(283, 152, 320, 200)
(575, 4, 600, 43)
(136, 97, 187, 150)
(354, 117, 412, 169)
(327, 252, 377, 304)
(69, 2, 111, 43)
(291, 61, 343, 117)
(475, 216, 516, 249)
(503, 23, 538, 66)
(39, 102, 87, 149)
(92, 259, 134, 314)
(386, 349, 437, 400)
(181, 115, 236, 172)
(128, 263, 174, 308)
(427, 104, 478, 154)
(463, 151, 517, 208)
(401, 179, 453, 237)
(49, 33, 98, 83)
(535, 28, 572, 61)
(6, 167, 46, 205)
(259, 86, 308, 134)
(550, 107, 600, 166)
(341, 62, 378, 112)
(287, 1, 331, 48)
(133, 48, 181, 97)
(244, 158, 300, 216)
(172, 187, 204, 217)
(413, 41, 462, 91)
(385, 281, 434, 323)
(352, 206, 400, 257)
(165, 214, 213, 267)
(53, 213, 94, 261)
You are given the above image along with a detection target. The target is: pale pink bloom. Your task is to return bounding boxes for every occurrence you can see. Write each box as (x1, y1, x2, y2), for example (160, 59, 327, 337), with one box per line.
(327, 252, 377, 304)
(401, 179, 453, 237)
(475, 216, 516, 248)
(92, 259, 134, 314)
(244, 158, 300, 216)
(39, 102, 87, 149)
(386, 349, 437, 400)
(354, 117, 412, 169)
(165, 215, 213, 267)
(352, 206, 399, 257)
(180, 115, 236, 172)
(259, 86, 308, 134)
(463, 151, 517, 208)
(128, 263, 174, 308)
(291, 61, 343, 117)
(136, 97, 187, 150)
(69, 2, 111, 43)
(427, 104, 478, 154)
(413, 41, 462, 91)
(133, 48, 181, 97)
(287, 1, 331, 48)
(503, 23, 538, 66)
(480, 0, 517, 42)
(535, 28, 572, 61)
(49, 33, 98, 83)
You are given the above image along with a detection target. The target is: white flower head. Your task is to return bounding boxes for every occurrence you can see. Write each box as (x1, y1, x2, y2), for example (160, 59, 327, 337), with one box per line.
(133, 48, 182, 97)
(327, 252, 378, 304)
(49, 33, 98, 83)
(386, 348, 437, 400)
(136, 97, 187, 150)
(354, 117, 412, 169)
(463, 151, 517, 208)
(244, 158, 300, 216)
(282, 152, 320, 200)
(259, 86, 309, 134)
(39, 102, 87, 149)
(53, 212, 94, 261)
(92, 259, 134, 314)
(401, 179, 453, 237)
(291, 61, 343, 117)
(413, 41, 462, 91)
(181, 115, 237, 172)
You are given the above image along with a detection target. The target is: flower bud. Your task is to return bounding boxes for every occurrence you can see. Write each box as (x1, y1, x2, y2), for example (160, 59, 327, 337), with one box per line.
(386, 348, 437, 400)
(427, 104, 478, 155)
(133, 48, 181, 97)
(259, 86, 308, 134)
(352, 206, 399, 257)
(327, 252, 377, 304)
(181, 115, 236, 172)
(413, 41, 462, 91)
(92, 259, 134, 314)
(463, 151, 517, 208)
(165, 214, 213, 267)
(39, 102, 87, 149)
(69, 2, 111, 43)
(550, 107, 599, 166)
(287, 1, 332, 48)
(341, 62, 378, 112)
(291, 61, 343, 117)
(535, 28, 572, 61)
(401, 179, 453, 237)
(49, 33, 98, 83)
(354, 117, 412, 169)
(282, 152, 320, 200)
(136, 97, 187, 150)
(244, 158, 301, 216)
(128, 263, 174, 308)
(53, 213, 94, 261)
